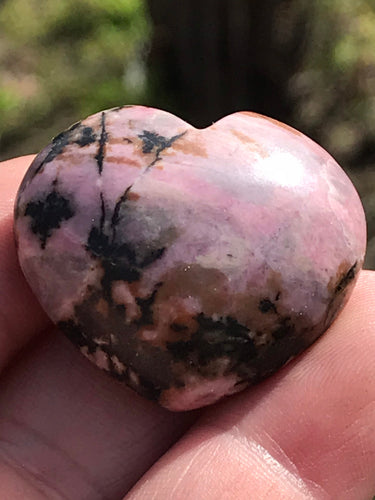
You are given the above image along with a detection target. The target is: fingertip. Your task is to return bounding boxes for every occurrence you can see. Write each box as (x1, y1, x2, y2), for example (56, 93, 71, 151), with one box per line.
(0, 155, 35, 215)
(0, 154, 50, 370)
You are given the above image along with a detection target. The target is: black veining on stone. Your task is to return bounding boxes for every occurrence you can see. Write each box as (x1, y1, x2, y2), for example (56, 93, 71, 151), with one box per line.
(58, 283, 172, 402)
(110, 105, 134, 112)
(87, 225, 140, 291)
(99, 192, 106, 233)
(258, 298, 277, 314)
(94, 128, 186, 254)
(323, 260, 358, 329)
(140, 247, 166, 268)
(59, 318, 97, 353)
(335, 261, 357, 294)
(58, 264, 337, 404)
(32, 121, 99, 178)
(170, 323, 190, 333)
(59, 316, 165, 400)
(167, 313, 257, 375)
(138, 130, 187, 171)
(95, 112, 108, 175)
(272, 315, 295, 339)
(25, 189, 75, 248)
(86, 189, 167, 301)
(33, 132, 71, 176)
(75, 126, 97, 147)
(250, 331, 308, 383)
(136, 285, 161, 326)
(111, 185, 132, 243)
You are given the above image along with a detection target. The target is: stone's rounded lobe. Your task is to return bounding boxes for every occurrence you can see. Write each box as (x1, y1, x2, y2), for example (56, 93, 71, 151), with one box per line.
(14, 105, 367, 411)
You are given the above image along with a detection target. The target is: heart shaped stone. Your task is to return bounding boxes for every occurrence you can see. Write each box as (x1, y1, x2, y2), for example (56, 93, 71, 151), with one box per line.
(14, 106, 366, 411)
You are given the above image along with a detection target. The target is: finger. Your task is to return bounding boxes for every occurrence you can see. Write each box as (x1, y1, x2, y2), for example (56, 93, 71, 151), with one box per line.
(126, 271, 375, 500)
(0, 156, 51, 369)
(0, 329, 198, 500)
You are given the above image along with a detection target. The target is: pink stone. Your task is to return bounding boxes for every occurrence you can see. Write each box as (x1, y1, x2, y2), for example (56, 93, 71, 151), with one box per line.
(14, 106, 367, 411)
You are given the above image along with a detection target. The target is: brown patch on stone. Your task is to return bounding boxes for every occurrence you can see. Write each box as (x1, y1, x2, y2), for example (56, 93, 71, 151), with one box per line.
(58, 289, 173, 402)
(127, 191, 140, 201)
(230, 268, 318, 349)
(230, 128, 255, 144)
(158, 264, 229, 316)
(133, 137, 147, 156)
(138, 296, 199, 347)
(95, 297, 109, 317)
(146, 264, 301, 353)
(230, 129, 268, 157)
(231, 291, 272, 334)
(240, 111, 266, 119)
(127, 280, 141, 300)
(240, 112, 303, 137)
(54, 152, 87, 182)
(166, 133, 208, 158)
(233, 269, 284, 324)
(134, 265, 230, 349)
(167, 307, 198, 338)
(55, 152, 88, 166)
(138, 264, 296, 353)
(264, 270, 284, 296)
(105, 156, 142, 168)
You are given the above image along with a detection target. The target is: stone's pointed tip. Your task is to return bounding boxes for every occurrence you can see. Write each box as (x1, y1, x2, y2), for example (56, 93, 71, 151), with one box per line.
(14, 106, 366, 411)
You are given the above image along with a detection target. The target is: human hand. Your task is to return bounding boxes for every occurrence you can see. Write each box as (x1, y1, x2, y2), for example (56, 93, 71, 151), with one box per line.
(1, 155, 375, 499)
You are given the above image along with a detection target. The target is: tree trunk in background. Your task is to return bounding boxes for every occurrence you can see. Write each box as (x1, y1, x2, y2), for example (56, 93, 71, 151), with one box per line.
(147, 0, 309, 127)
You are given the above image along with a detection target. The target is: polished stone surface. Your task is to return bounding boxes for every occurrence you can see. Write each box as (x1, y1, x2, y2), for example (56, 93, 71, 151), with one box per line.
(14, 106, 367, 410)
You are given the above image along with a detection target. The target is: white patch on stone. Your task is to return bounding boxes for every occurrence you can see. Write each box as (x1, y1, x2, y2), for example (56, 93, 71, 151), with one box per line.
(111, 355, 126, 374)
(111, 281, 140, 322)
(93, 348, 109, 371)
(93, 337, 109, 346)
(162, 373, 242, 411)
(141, 329, 158, 341)
(80, 346, 109, 371)
(80, 346, 90, 358)
(254, 150, 306, 189)
(195, 234, 248, 271)
(254, 331, 273, 346)
(127, 368, 140, 388)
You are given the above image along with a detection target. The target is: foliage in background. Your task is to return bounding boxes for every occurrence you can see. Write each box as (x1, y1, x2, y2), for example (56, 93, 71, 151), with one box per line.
(0, 0, 150, 158)
(293, 0, 375, 164)
(2, 0, 375, 165)
(290, 0, 375, 268)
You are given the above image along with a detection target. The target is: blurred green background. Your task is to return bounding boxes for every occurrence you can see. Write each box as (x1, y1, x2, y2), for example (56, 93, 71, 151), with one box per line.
(0, 0, 374, 268)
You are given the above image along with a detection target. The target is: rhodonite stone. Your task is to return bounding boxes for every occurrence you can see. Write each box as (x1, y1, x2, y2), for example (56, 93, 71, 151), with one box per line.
(14, 106, 367, 411)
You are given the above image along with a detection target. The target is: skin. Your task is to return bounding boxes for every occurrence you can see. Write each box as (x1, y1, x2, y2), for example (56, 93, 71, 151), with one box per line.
(0, 155, 374, 500)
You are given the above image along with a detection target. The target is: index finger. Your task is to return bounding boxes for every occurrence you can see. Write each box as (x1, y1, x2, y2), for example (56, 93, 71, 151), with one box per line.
(0, 156, 51, 370)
